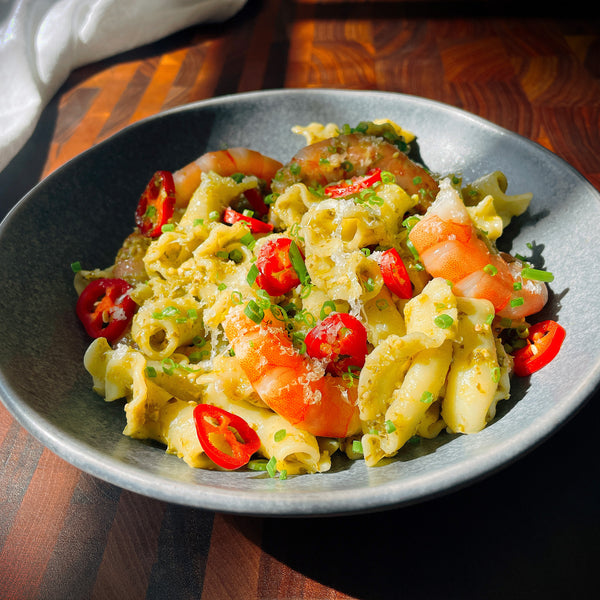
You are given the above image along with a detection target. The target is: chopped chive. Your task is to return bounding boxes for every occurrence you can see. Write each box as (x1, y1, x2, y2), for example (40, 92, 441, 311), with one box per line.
(161, 358, 176, 375)
(208, 210, 219, 221)
(274, 429, 287, 442)
(193, 218, 204, 227)
(161, 223, 175, 233)
(240, 232, 256, 249)
(434, 314, 454, 329)
(485, 313, 494, 325)
(320, 300, 336, 320)
(521, 267, 554, 282)
(364, 277, 375, 292)
(385, 420, 396, 433)
(483, 264, 498, 276)
(279, 469, 288, 480)
(247, 459, 268, 471)
(420, 391, 434, 404)
(217, 283, 227, 291)
(244, 300, 264, 323)
(247, 263, 260, 286)
(229, 248, 244, 264)
(70, 261, 82, 273)
(352, 440, 363, 454)
(145, 366, 157, 378)
(510, 297, 524, 307)
(412, 176, 422, 185)
(230, 290, 243, 305)
(266, 456, 277, 477)
(376, 298, 389, 311)
(491, 366, 501, 383)
(513, 281, 522, 291)
(187, 309, 198, 320)
(288, 240, 310, 285)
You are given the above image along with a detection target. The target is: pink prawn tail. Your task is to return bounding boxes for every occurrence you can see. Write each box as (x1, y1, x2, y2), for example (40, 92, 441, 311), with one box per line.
(223, 306, 360, 438)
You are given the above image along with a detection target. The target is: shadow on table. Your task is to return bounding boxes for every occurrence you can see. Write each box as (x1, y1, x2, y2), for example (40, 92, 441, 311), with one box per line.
(256, 390, 599, 600)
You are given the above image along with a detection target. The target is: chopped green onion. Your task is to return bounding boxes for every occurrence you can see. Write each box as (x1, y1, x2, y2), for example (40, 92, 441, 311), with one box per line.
(289, 162, 301, 176)
(247, 459, 268, 471)
(240, 232, 256, 249)
(521, 267, 554, 282)
(208, 210, 219, 221)
(161, 223, 175, 233)
(244, 300, 264, 323)
(193, 218, 204, 227)
(483, 264, 498, 276)
(230, 291, 243, 305)
(510, 297, 524, 307)
(513, 281, 522, 291)
(274, 429, 287, 442)
(420, 391, 434, 404)
(376, 299, 389, 311)
(228, 248, 244, 264)
(266, 456, 278, 478)
(485, 313, 494, 325)
(246, 263, 259, 286)
(412, 176, 422, 185)
(161, 358, 176, 375)
(279, 469, 288, 480)
(491, 366, 501, 383)
(385, 420, 396, 433)
(364, 277, 375, 292)
(288, 240, 310, 285)
(70, 261, 82, 273)
(217, 283, 227, 291)
(187, 309, 198, 320)
(145, 366, 157, 378)
(320, 300, 336, 320)
(434, 314, 454, 329)
(352, 440, 363, 454)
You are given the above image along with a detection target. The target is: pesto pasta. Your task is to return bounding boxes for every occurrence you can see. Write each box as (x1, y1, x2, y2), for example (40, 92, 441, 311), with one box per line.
(74, 119, 560, 477)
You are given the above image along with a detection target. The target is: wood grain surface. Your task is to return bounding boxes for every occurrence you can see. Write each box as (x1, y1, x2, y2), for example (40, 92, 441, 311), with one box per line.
(1, 2, 599, 599)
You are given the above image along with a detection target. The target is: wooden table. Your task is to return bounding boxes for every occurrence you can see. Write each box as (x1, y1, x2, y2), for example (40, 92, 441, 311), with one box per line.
(1, 2, 599, 598)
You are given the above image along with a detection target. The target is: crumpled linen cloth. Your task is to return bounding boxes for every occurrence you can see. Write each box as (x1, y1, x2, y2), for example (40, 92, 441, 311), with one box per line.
(0, 0, 247, 172)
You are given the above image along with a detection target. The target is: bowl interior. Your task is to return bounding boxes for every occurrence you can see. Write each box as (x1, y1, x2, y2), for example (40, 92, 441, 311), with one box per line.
(1, 89, 599, 516)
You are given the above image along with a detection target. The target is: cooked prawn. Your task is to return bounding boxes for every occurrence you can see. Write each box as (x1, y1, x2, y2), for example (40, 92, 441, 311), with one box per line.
(271, 132, 439, 211)
(223, 305, 361, 438)
(173, 148, 283, 207)
(408, 178, 548, 320)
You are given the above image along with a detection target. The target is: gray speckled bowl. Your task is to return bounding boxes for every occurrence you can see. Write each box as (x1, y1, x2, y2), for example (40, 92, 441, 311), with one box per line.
(1, 89, 599, 516)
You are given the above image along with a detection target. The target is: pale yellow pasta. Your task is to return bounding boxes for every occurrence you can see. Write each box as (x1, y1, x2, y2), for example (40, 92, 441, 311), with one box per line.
(363, 288, 406, 344)
(442, 297, 502, 434)
(178, 170, 258, 229)
(131, 295, 204, 360)
(377, 340, 453, 458)
(463, 170, 532, 227)
(270, 182, 321, 230)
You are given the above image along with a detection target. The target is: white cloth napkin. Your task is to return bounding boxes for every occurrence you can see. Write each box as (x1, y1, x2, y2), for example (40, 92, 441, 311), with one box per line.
(0, 0, 247, 172)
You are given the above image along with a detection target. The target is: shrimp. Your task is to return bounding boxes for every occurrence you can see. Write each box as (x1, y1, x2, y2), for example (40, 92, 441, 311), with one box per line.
(408, 178, 548, 320)
(271, 132, 439, 211)
(222, 306, 361, 438)
(173, 148, 283, 207)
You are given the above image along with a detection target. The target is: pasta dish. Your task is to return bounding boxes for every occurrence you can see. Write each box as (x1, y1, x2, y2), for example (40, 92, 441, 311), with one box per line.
(73, 120, 565, 478)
